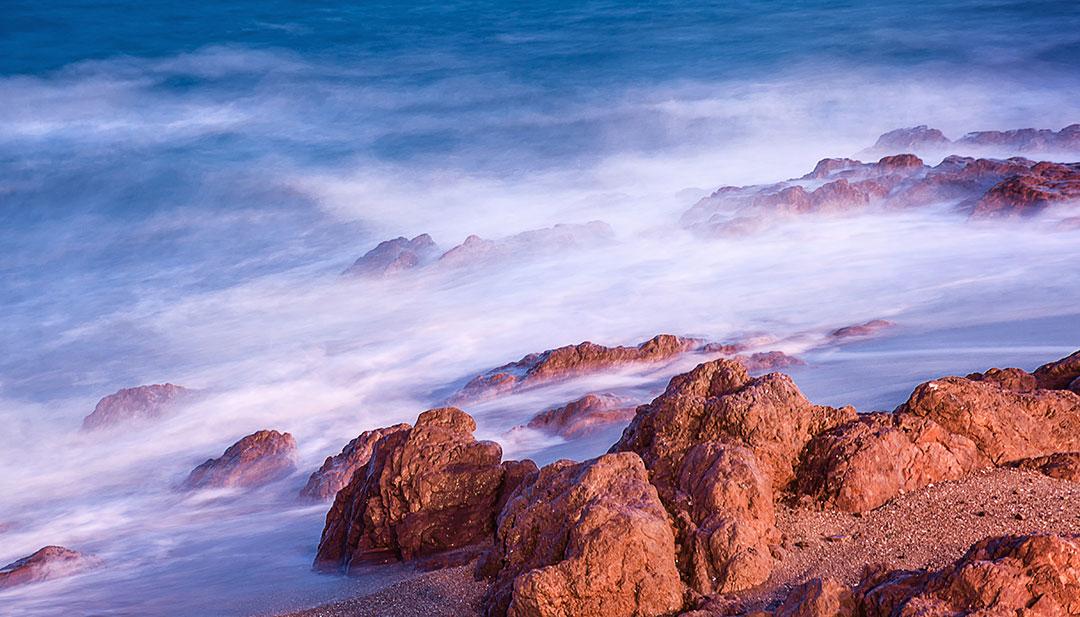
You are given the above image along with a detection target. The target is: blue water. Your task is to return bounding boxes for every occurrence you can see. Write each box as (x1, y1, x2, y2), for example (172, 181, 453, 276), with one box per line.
(1, 2, 1079, 616)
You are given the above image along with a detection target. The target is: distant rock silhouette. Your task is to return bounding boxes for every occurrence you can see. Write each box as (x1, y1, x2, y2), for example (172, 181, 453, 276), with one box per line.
(81, 383, 189, 430)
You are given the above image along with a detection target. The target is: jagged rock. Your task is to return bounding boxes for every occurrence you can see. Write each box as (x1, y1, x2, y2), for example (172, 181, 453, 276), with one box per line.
(612, 358, 856, 497)
(1033, 349, 1080, 390)
(735, 351, 805, 372)
(870, 126, 951, 153)
(343, 234, 440, 277)
(897, 373, 1080, 464)
(774, 577, 856, 617)
(971, 161, 1080, 217)
(956, 124, 1080, 152)
(525, 394, 637, 438)
(183, 430, 297, 490)
(1013, 452, 1080, 482)
(451, 334, 705, 404)
(437, 221, 615, 268)
(674, 443, 778, 594)
(81, 383, 189, 430)
(0, 546, 99, 589)
(795, 413, 987, 512)
(314, 408, 534, 572)
(480, 452, 685, 617)
(829, 319, 894, 341)
(299, 424, 411, 501)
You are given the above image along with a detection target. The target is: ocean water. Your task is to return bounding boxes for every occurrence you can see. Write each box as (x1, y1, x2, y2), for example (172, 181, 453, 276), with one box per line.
(2, 1, 1079, 615)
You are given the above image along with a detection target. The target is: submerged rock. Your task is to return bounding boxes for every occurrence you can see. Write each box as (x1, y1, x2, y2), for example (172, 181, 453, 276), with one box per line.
(438, 221, 615, 268)
(828, 319, 894, 340)
(81, 383, 189, 430)
(183, 430, 298, 490)
(314, 408, 534, 572)
(0, 546, 99, 589)
(343, 234, 440, 277)
(480, 452, 684, 617)
(299, 424, 411, 501)
(524, 393, 637, 438)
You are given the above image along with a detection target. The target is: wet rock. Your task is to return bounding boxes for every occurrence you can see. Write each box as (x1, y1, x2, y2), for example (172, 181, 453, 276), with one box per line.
(774, 577, 856, 617)
(970, 162, 1080, 218)
(796, 413, 987, 512)
(452, 334, 705, 404)
(956, 124, 1080, 152)
(870, 125, 951, 154)
(612, 358, 856, 497)
(735, 351, 805, 373)
(183, 430, 298, 490)
(0, 546, 100, 589)
(1013, 452, 1080, 482)
(437, 221, 615, 268)
(81, 383, 189, 430)
(314, 408, 534, 572)
(480, 452, 685, 617)
(343, 234, 440, 277)
(525, 393, 637, 438)
(829, 319, 894, 341)
(1033, 349, 1080, 390)
(674, 443, 779, 594)
(299, 424, 411, 501)
(897, 373, 1080, 464)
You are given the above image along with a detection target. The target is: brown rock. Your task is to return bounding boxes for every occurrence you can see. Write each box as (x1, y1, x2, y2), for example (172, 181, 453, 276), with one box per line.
(437, 221, 615, 268)
(735, 351, 805, 373)
(183, 430, 298, 490)
(452, 334, 704, 404)
(775, 577, 856, 617)
(897, 374, 1080, 464)
(965, 366, 1038, 392)
(674, 443, 779, 594)
(81, 383, 189, 430)
(525, 393, 637, 438)
(0, 546, 99, 589)
(1033, 349, 1080, 390)
(870, 126, 951, 153)
(970, 162, 1080, 218)
(795, 413, 987, 512)
(299, 424, 411, 501)
(956, 124, 1080, 152)
(1013, 452, 1080, 482)
(314, 408, 533, 572)
(829, 320, 895, 341)
(481, 452, 685, 617)
(343, 234, 440, 277)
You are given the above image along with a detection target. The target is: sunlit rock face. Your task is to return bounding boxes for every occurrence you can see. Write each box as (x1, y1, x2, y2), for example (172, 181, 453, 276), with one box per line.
(479, 452, 685, 617)
(81, 383, 190, 430)
(450, 334, 706, 404)
(314, 408, 535, 572)
(0, 546, 100, 589)
(299, 423, 411, 501)
(182, 430, 298, 490)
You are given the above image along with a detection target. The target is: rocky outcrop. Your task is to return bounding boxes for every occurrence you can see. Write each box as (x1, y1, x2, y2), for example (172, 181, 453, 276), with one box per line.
(1013, 452, 1080, 482)
(734, 351, 805, 373)
(1033, 349, 1080, 390)
(299, 424, 411, 501)
(674, 443, 778, 594)
(829, 319, 894, 341)
(81, 383, 189, 430)
(438, 221, 614, 268)
(795, 413, 987, 512)
(863, 124, 1080, 157)
(525, 394, 637, 438)
(776, 534, 1080, 617)
(315, 408, 535, 572)
(869, 125, 951, 154)
(970, 161, 1080, 217)
(0, 546, 99, 589)
(451, 334, 705, 403)
(183, 430, 297, 490)
(612, 358, 856, 497)
(343, 234, 440, 277)
(480, 452, 684, 617)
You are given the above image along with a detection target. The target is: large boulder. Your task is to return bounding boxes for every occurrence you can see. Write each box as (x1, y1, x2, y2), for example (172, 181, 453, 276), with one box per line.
(1033, 349, 1080, 391)
(183, 430, 298, 490)
(0, 546, 99, 589)
(299, 424, 411, 501)
(674, 443, 778, 594)
(524, 394, 637, 439)
(81, 383, 189, 430)
(314, 408, 534, 572)
(452, 334, 705, 404)
(480, 452, 685, 617)
(774, 577, 856, 617)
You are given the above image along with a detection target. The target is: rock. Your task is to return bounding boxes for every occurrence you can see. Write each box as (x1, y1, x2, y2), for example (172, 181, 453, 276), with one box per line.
(870, 126, 951, 154)
(314, 408, 534, 572)
(343, 234, 440, 277)
(612, 358, 856, 497)
(480, 452, 685, 617)
(965, 366, 1038, 392)
(970, 162, 1080, 217)
(795, 413, 987, 512)
(525, 394, 637, 438)
(734, 351, 805, 372)
(183, 430, 298, 490)
(437, 221, 615, 268)
(774, 577, 856, 617)
(1033, 349, 1080, 390)
(81, 383, 189, 430)
(1013, 452, 1080, 482)
(829, 320, 894, 341)
(956, 124, 1080, 152)
(0, 546, 100, 589)
(299, 424, 411, 501)
(451, 334, 705, 404)
(897, 374, 1080, 464)
(674, 443, 778, 594)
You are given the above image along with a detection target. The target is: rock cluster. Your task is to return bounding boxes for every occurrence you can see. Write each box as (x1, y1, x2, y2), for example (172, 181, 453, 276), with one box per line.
(81, 383, 189, 430)
(866, 123, 1080, 157)
(183, 429, 298, 490)
(0, 546, 99, 589)
(524, 393, 637, 438)
(299, 424, 411, 501)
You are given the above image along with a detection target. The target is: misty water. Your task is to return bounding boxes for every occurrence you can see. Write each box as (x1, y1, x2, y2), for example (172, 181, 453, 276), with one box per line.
(2, 1, 1080, 615)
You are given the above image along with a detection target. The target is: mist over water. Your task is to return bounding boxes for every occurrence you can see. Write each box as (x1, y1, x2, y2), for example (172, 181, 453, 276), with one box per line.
(2, 1, 1080, 615)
